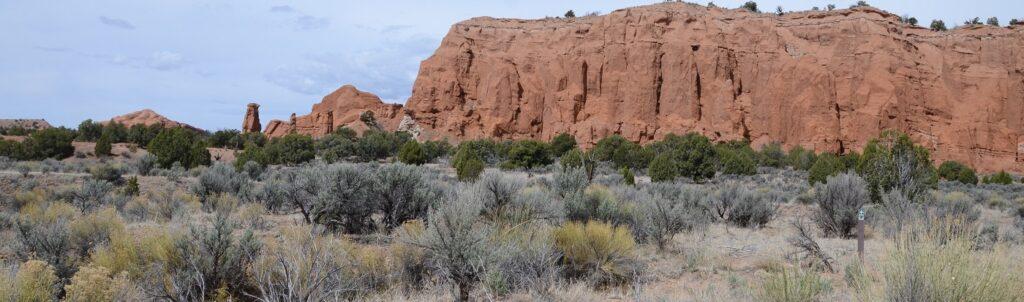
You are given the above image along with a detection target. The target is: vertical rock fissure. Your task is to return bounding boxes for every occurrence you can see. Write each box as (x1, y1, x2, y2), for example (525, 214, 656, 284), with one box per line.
(834, 102, 845, 154)
(694, 62, 703, 121)
(655, 53, 665, 115)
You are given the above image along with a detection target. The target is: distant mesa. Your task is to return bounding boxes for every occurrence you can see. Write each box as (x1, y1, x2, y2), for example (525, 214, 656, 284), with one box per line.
(0, 119, 52, 131)
(107, 109, 202, 131)
(261, 85, 405, 138)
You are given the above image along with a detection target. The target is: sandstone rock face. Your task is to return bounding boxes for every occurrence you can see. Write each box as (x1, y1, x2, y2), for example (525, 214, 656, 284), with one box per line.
(242, 103, 261, 133)
(107, 109, 200, 131)
(401, 4, 1024, 172)
(264, 85, 404, 138)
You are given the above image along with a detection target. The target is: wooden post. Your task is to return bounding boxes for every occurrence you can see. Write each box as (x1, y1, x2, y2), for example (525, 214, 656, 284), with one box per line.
(857, 207, 865, 262)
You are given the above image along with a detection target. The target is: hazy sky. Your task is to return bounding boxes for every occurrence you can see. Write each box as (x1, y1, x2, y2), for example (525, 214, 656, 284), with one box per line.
(2, 0, 1021, 130)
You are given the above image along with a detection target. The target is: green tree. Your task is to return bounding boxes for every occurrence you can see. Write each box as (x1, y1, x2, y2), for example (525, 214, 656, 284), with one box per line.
(856, 131, 937, 202)
(648, 153, 678, 183)
(785, 146, 817, 170)
(453, 146, 485, 182)
(502, 140, 552, 169)
(740, 1, 759, 12)
(264, 134, 315, 165)
(127, 123, 163, 146)
(398, 141, 427, 165)
(717, 147, 756, 176)
(0, 139, 28, 160)
(808, 153, 846, 185)
(986, 17, 1000, 26)
(673, 133, 718, 181)
(592, 135, 652, 169)
(23, 128, 76, 160)
(208, 129, 242, 149)
(147, 127, 209, 168)
(548, 133, 577, 157)
(422, 140, 452, 163)
(930, 19, 947, 31)
(94, 133, 112, 156)
(101, 122, 128, 143)
(564, 10, 575, 18)
(76, 119, 103, 141)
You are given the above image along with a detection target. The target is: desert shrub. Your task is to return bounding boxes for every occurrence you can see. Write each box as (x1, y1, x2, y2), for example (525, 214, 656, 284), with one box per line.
(636, 184, 710, 249)
(398, 141, 427, 165)
(207, 129, 242, 149)
(311, 164, 374, 233)
(808, 153, 846, 185)
(258, 167, 321, 221)
(485, 227, 560, 295)
(728, 189, 780, 228)
(621, 167, 635, 186)
(565, 185, 635, 226)
(89, 164, 123, 184)
(813, 172, 870, 238)
(559, 148, 583, 169)
(453, 146, 485, 182)
(930, 19, 947, 31)
(16, 162, 32, 177)
(14, 260, 59, 302)
(591, 135, 651, 170)
(133, 153, 157, 176)
(421, 140, 451, 163)
(882, 232, 1024, 301)
(190, 162, 251, 204)
(126, 123, 164, 146)
(553, 166, 589, 199)
(758, 267, 831, 302)
(370, 164, 441, 230)
(548, 133, 577, 157)
(13, 202, 79, 280)
(69, 208, 124, 258)
(240, 160, 264, 180)
(553, 221, 640, 286)
(63, 264, 132, 302)
(501, 140, 552, 170)
(141, 213, 260, 301)
(456, 139, 505, 164)
(94, 133, 113, 156)
(474, 171, 524, 220)
(937, 161, 977, 185)
(717, 146, 757, 175)
(757, 142, 786, 168)
(982, 171, 1013, 185)
(22, 127, 76, 160)
(0, 140, 28, 160)
(857, 131, 937, 202)
(248, 226, 366, 300)
(391, 220, 429, 290)
(73, 179, 114, 211)
(147, 127, 210, 169)
(785, 146, 817, 170)
(405, 192, 493, 302)
(264, 133, 315, 165)
(146, 186, 188, 222)
(234, 143, 269, 170)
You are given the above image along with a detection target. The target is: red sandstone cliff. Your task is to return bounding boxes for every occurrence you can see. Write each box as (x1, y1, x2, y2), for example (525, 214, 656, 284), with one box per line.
(107, 109, 200, 131)
(398, 3, 1023, 173)
(264, 85, 405, 138)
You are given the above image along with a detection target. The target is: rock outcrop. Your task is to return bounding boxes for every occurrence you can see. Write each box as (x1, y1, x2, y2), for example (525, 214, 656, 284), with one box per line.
(242, 103, 261, 133)
(0, 119, 51, 131)
(107, 109, 200, 131)
(264, 85, 404, 138)
(396, 3, 1024, 172)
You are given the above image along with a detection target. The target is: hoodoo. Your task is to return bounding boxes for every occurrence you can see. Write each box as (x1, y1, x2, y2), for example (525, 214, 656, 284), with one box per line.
(242, 103, 261, 133)
(263, 85, 404, 138)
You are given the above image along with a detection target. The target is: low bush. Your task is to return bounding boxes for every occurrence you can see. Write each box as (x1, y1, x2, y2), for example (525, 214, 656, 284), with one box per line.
(716, 145, 757, 176)
(552, 221, 641, 286)
(728, 190, 779, 228)
(63, 264, 132, 302)
(370, 164, 441, 230)
(89, 164, 123, 184)
(937, 161, 977, 185)
(190, 162, 251, 204)
(565, 185, 635, 226)
(591, 135, 651, 170)
(758, 267, 832, 302)
(308, 164, 374, 232)
(813, 172, 870, 238)
(757, 142, 786, 168)
(147, 127, 210, 169)
(501, 140, 552, 170)
(485, 227, 560, 295)
(548, 133, 577, 157)
(14, 260, 59, 302)
(133, 153, 157, 176)
(648, 153, 678, 182)
(248, 226, 366, 300)
(13, 202, 79, 280)
(808, 153, 845, 185)
(636, 184, 709, 249)
(982, 171, 1013, 185)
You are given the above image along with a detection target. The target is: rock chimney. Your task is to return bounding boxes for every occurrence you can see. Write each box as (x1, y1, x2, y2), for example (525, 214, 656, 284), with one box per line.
(242, 103, 261, 133)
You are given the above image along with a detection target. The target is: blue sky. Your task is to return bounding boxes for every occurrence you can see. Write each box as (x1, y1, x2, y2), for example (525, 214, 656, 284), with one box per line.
(1, 0, 1021, 130)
